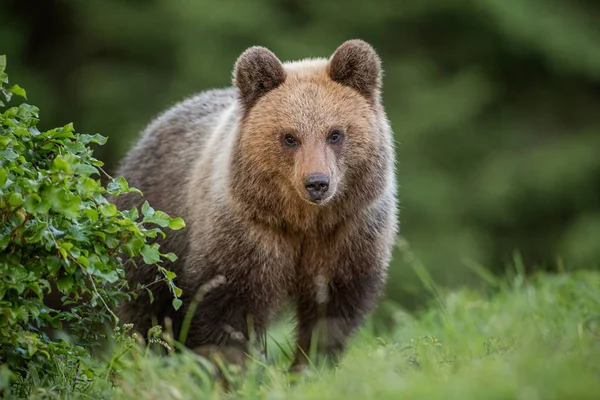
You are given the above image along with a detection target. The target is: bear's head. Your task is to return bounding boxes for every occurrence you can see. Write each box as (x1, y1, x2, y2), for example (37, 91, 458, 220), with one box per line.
(230, 40, 394, 231)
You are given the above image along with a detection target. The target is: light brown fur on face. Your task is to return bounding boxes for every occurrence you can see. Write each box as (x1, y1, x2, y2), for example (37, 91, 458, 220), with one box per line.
(111, 39, 398, 377)
(237, 73, 375, 206)
(230, 42, 391, 233)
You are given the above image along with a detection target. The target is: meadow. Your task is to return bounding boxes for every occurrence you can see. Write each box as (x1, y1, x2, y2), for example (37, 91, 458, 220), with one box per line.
(8, 264, 600, 400)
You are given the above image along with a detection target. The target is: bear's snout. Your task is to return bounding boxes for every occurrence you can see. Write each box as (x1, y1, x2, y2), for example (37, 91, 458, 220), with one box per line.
(304, 173, 330, 203)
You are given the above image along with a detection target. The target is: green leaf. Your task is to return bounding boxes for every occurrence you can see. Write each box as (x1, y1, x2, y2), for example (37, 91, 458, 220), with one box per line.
(34, 198, 52, 215)
(58, 242, 74, 260)
(8, 192, 23, 207)
(164, 270, 176, 281)
(0, 149, 18, 161)
(63, 259, 77, 275)
(77, 177, 98, 196)
(8, 84, 26, 99)
(47, 257, 62, 275)
(78, 133, 107, 145)
(53, 156, 71, 172)
(13, 127, 28, 137)
(0, 54, 6, 73)
(140, 243, 161, 264)
(107, 176, 129, 195)
(94, 231, 106, 240)
(90, 268, 119, 283)
(85, 209, 98, 222)
(122, 207, 139, 221)
(143, 210, 171, 227)
(0, 234, 9, 251)
(105, 235, 119, 249)
(163, 252, 178, 262)
(0, 134, 11, 146)
(70, 162, 98, 177)
(99, 204, 118, 217)
(56, 276, 74, 294)
(17, 103, 39, 119)
(77, 255, 89, 267)
(14, 283, 26, 296)
(62, 122, 74, 134)
(172, 298, 183, 311)
(0, 168, 7, 187)
(141, 201, 154, 217)
(146, 288, 155, 304)
(43, 186, 82, 219)
(23, 193, 42, 213)
(169, 217, 186, 230)
(24, 225, 45, 244)
(123, 236, 145, 256)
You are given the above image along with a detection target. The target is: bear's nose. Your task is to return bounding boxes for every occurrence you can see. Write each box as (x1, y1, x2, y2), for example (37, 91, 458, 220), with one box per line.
(304, 173, 330, 202)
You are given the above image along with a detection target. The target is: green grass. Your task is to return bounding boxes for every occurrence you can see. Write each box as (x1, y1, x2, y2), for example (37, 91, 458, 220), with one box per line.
(7, 269, 600, 399)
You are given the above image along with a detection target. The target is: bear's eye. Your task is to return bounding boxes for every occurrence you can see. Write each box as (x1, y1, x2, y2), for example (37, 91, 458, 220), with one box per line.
(327, 130, 344, 144)
(283, 133, 299, 148)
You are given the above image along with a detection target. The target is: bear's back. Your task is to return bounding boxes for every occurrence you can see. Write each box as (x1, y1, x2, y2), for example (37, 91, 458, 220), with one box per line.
(113, 87, 237, 219)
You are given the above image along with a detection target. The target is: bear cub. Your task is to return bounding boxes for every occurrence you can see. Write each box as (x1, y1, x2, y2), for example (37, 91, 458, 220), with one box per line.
(113, 39, 398, 371)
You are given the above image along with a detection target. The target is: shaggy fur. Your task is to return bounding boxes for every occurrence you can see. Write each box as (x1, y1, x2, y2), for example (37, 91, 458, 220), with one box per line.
(112, 39, 398, 370)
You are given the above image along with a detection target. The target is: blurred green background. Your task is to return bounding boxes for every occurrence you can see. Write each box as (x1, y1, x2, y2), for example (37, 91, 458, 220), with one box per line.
(2, 0, 600, 312)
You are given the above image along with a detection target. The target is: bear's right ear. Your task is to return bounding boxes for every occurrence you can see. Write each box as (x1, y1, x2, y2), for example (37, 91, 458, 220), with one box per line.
(233, 46, 286, 110)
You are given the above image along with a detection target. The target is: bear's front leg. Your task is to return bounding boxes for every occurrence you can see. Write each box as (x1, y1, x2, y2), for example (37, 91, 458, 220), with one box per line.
(180, 216, 296, 369)
(181, 278, 260, 367)
(291, 266, 386, 372)
(178, 262, 290, 370)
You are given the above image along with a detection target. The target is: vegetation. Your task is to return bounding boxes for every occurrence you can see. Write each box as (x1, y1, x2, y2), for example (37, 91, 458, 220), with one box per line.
(4, 252, 600, 398)
(0, 55, 185, 396)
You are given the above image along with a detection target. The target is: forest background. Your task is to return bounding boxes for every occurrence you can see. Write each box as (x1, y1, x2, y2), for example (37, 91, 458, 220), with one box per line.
(2, 0, 600, 314)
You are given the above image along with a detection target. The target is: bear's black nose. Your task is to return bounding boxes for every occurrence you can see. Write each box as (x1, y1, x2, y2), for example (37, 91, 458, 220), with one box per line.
(304, 173, 330, 202)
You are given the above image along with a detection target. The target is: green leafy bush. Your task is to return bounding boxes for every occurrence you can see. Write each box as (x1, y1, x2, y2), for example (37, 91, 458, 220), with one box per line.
(0, 54, 185, 393)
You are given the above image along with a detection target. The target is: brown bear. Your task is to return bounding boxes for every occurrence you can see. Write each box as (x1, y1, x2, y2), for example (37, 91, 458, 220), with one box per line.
(112, 39, 398, 372)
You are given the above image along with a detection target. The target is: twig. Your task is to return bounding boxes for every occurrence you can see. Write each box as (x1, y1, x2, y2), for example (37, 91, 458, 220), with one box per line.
(97, 166, 114, 181)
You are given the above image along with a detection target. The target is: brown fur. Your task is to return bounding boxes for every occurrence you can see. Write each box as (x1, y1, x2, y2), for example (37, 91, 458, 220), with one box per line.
(111, 39, 398, 371)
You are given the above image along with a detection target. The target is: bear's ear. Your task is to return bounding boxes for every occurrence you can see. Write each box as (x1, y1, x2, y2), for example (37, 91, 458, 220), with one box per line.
(233, 46, 286, 110)
(328, 40, 382, 100)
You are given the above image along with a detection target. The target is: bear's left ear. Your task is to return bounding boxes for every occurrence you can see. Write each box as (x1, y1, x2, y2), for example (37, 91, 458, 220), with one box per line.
(328, 40, 382, 101)
(233, 46, 286, 110)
